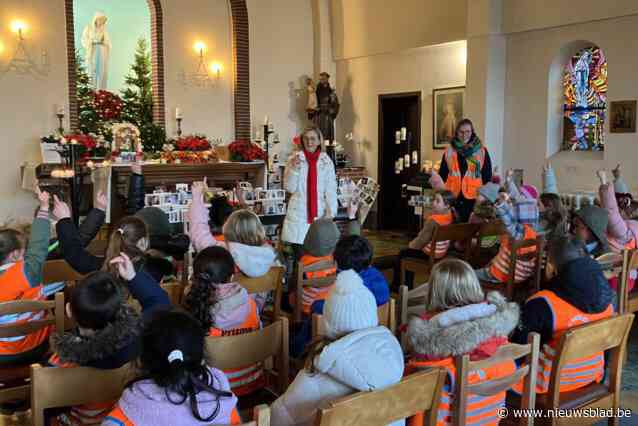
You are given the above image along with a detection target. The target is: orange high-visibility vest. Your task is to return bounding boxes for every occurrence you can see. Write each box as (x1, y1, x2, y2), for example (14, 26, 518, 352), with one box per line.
(292, 254, 336, 315)
(104, 404, 242, 425)
(516, 290, 613, 394)
(209, 298, 264, 396)
(444, 147, 486, 200)
(488, 225, 537, 283)
(423, 212, 454, 259)
(405, 356, 516, 426)
(0, 261, 51, 355)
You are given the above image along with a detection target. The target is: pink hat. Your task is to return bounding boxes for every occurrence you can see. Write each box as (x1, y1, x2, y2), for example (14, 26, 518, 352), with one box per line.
(520, 184, 539, 200)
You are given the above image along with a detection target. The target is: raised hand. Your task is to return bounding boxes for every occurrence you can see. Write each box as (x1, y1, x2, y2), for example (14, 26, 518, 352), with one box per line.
(612, 164, 621, 180)
(52, 195, 71, 220)
(95, 190, 108, 211)
(347, 198, 359, 220)
(596, 169, 608, 185)
(109, 252, 136, 281)
(505, 169, 514, 181)
(497, 191, 510, 205)
(35, 186, 50, 211)
(191, 177, 208, 202)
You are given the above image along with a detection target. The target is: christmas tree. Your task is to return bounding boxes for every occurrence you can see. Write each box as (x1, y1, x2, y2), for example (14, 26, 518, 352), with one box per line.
(75, 53, 100, 136)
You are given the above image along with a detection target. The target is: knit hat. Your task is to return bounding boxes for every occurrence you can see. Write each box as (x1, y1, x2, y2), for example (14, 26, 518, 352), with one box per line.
(323, 269, 378, 339)
(135, 207, 171, 237)
(573, 205, 609, 249)
(614, 177, 630, 195)
(520, 184, 539, 200)
(478, 183, 499, 204)
(303, 218, 340, 257)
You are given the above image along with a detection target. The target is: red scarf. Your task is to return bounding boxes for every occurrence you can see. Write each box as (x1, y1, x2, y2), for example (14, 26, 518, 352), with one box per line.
(303, 149, 321, 223)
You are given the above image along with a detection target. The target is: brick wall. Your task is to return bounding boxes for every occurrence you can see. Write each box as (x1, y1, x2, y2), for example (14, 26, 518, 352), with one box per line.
(229, 0, 251, 141)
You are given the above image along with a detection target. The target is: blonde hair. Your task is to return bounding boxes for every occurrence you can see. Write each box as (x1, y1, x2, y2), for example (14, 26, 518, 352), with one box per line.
(300, 125, 325, 152)
(428, 258, 484, 312)
(222, 209, 266, 246)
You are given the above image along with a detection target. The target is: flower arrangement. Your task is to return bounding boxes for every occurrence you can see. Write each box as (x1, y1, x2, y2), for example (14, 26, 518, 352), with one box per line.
(112, 123, 142, 153)
(94, 90, 124, 121)
(173, 135, 211, 151)
(160, 149, 218, 164)
(228, 140, 266, 162)
(40, 133, 99, 160)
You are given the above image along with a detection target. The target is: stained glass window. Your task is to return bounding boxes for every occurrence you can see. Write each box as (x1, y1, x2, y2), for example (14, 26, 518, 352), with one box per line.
(562, 46, 608, 151)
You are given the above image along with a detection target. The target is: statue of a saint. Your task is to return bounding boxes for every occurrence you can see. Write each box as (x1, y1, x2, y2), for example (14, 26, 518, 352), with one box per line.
(81, 12, 112, 90)
(313, 72, 340, 142)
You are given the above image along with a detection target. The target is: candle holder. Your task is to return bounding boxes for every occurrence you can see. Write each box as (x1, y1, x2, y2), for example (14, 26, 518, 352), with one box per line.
(176, 118, 183, 137)
(263, 124, 275, 189)
(56, 112, 65, 135)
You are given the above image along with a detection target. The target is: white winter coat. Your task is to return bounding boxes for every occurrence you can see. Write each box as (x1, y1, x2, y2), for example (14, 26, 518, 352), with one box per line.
(281, 151, 338, 245)
(271, 326, 405, 426)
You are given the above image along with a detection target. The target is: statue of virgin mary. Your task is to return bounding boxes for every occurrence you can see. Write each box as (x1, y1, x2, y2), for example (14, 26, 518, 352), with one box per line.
(81, 12, 112, 90)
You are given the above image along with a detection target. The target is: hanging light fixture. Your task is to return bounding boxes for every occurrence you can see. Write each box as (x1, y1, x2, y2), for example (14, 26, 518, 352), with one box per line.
(1, 20, 49, 78)
(179, 41, 222, 88)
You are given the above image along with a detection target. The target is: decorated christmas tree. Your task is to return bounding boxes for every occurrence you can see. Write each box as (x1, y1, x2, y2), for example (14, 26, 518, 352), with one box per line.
(76, 53, 101, 136)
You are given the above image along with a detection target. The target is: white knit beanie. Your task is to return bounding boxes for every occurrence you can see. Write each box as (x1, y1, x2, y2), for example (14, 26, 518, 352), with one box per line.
(323, 269, 378, 339)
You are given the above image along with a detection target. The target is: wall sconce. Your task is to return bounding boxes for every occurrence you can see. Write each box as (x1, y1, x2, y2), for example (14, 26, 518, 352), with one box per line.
(1, 19, 49, 78)
(178, 40, 221, 88)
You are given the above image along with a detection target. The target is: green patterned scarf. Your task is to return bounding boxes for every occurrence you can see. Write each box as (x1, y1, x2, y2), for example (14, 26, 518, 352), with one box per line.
(451, 135, 482, 177)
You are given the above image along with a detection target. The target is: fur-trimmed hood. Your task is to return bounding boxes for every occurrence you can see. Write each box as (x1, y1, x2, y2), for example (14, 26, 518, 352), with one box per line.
(407, 292, 520, 359)
(52, 305, 141, 366)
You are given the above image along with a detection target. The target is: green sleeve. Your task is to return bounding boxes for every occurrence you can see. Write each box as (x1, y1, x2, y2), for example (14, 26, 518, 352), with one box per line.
(24, 216, 50, 287)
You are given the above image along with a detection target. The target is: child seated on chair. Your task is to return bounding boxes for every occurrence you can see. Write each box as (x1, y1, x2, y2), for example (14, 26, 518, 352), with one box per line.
(0, 187, 52, 365)
(184, 246, 264, 397)
(104, 310, 241, 426)
(405, 259, 519, 426)
(511, 236, 615, 394)
(538, 163, 569, 240)
(47, 254, 170, 425)
(272, 269, 404, 426)
(571, 204, 609, 258)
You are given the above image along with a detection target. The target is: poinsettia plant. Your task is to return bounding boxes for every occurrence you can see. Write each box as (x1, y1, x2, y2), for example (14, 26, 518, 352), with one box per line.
(94, 90, 124, 121)
(228, 140, 266, 162)
(173, 134, 211, 151)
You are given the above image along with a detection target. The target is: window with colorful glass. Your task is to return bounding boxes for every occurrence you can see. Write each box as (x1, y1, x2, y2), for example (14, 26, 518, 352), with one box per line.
(562, 46, 608, 151)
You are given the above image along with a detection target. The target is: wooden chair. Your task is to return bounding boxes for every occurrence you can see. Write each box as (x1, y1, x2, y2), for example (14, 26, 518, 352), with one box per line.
(314, 368, 447, 426)
(400, 223, 480, 288)
(480, 237, 544, 302)
(42, 259, 85, 285)
(0, 292, 65, 405)
(30, 362, 135, 426)
(397, 285, 428, 349)
(160, 281, 186, 306)
(454, 333, 540, 426)
(205, 317, 289, 397)
(520, 314, 634, 426)
(311, 298, 396, 339)
(238, 266, 285, 322)
(294, 259, 337, 323)
(617, 249, 638, 314)
(471, 220, 507, 268)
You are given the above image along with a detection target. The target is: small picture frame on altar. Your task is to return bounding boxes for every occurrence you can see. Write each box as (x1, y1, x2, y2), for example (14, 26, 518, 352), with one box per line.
(257, 190, 269, 201)
(360, 177, 369, 186)
(176, 184, 189, 192)
(364, 195, 375, 206)
(244, 191, 254, 202)
(277, 202, 285, 214)
(275, 190, 285, 199)
(253, 202, 263, 215)
(266, 204, 276, 215)
(239, 182, 252, 190)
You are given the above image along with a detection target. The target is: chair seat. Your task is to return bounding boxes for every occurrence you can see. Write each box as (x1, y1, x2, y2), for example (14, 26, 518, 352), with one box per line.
(507, 383, 610, 412)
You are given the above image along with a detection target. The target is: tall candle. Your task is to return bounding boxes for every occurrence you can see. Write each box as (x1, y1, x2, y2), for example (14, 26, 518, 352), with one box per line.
(175, 108, 183, 119)
(400, 127, 407, 140)
(57, 106, 65, 116)
(255, 130, 262, 140)
(264, 115, 269, 125)
(395, 131, 401, 145)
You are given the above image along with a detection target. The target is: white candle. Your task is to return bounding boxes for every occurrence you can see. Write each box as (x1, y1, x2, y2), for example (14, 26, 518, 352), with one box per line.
(400, 127, 407, 140)
(264, 115, 269, 125)
(175, 108, 183, 119)
(268, 122, 274, 131)
(255, 130, 262, 140)
(57, 106, 65, 116)
(395, 131, 401, 145)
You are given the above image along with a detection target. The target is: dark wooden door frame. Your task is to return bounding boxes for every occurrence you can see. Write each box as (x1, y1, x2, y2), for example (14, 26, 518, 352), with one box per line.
(377, 91, 422, 230)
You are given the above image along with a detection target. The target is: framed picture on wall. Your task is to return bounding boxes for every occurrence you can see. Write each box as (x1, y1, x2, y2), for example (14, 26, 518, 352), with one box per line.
(610, 100, 637, 133)
(433, 86, 465, 149)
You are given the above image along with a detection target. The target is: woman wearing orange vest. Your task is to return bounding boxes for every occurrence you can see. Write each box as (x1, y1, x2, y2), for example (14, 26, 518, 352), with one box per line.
(184, 246, 265, 397)
(405, 259, 520, 426)
(511, 236, 615, 394)
(437, 119, 493, 222)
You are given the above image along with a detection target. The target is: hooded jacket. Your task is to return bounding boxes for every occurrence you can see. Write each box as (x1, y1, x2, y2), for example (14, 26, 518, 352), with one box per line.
(599, 182, 638, 251)
(512, 256, 615, 345)
(271, 326, 404, 426)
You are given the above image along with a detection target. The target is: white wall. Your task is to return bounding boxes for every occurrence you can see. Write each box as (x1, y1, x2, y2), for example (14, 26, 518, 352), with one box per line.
(503, 14, 638, 193)
(336, 41, 467, 181)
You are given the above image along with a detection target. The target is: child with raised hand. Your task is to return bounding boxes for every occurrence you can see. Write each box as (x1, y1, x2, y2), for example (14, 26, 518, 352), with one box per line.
(184, 246, 264, 397)
(0, 187, 52, 363)
(538, 163, 568, 240)
(104, 310, 241, 426)
(405, 259, 519, 426)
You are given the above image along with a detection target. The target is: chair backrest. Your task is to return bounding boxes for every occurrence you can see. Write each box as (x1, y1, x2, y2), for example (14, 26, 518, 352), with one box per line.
(237, 266, 285, 320)
(397, 285, 427, 349)
(453, 333, 540, 426)
(430, 223, 481, 265)
(312, 298, 396, 339)
(295, 259, 337, 323)
(42, 259, 85, 285)
(31, 362, 135, 426)
(546, 314, 635, 409)
(477, 220, 506, 239)
(315, 368, 447, 426)
(617, 249, 638, 314)
(205, 317, 289, 394)
(0, 292, 65, 339)
(503, 237, 544, 299)
(160, 281, 185, 306)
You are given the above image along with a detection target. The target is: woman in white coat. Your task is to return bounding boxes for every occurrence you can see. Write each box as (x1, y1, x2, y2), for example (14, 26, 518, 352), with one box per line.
(281, 126, 338, 254)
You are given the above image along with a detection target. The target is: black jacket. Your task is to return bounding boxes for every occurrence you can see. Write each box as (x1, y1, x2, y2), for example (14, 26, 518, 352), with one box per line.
(512, 257, 615, 344)
(48, 208, 105, 260)
(127, 172, 145, 215)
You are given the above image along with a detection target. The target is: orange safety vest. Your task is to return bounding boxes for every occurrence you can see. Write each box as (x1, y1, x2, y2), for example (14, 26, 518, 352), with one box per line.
(444, 147, 486, 200)
(0, 261, 51, 355)
(208, 298, 265, 396)
(488, 225, 537, 283)
(290, 254, 336, 315)
(104, 404, 242, 425)
(514, 290, 613, 394)
(423, 212, 454, 259)
(405, 357, 516, 426)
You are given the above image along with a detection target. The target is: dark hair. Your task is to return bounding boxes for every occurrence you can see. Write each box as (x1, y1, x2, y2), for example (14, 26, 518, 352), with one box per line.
(104, 216, 148, 276)
(0, 229, 25, 264)
(185, 246, 236, 330)
(70, 272, 124, 329)
(209, 196, 234, 230)
(138, 310, 233, 422)
(334, 235, 373, 272)
(454, 118, 477, 140)
(548, 236, 588, 272)
(616, 193, 636, 219)
(540, 193, 568, 236)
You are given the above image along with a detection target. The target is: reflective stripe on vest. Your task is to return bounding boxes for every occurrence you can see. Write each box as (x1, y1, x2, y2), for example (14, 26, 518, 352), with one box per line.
(444, 147, 485, 200)
(405, 356, 514, 426)
(423, 212, 454, 259)
(525, 290, 613, 394)
(488, 225, 537, 283)
(209, 298, 265, 396)
(300, 255, 336, 314)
